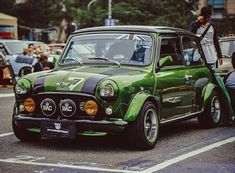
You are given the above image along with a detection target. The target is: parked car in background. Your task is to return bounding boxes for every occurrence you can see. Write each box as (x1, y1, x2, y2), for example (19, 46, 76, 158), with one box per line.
(13, 26, 226, 150)
(0, 39, 35, 78)
(216, 36, 235, 75)
(48, 43, 65, 55)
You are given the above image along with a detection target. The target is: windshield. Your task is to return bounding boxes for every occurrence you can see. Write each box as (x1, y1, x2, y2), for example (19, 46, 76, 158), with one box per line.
(220, 40, 235, 57)
(60, 33, 153, 66)
(5, 41, 28, 55)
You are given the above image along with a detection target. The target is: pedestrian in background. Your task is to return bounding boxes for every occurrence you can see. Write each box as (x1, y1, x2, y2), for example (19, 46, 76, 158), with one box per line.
(190, 6, 223, 69)
(33, 56, 44, 72)
(42, 55, 54, 70)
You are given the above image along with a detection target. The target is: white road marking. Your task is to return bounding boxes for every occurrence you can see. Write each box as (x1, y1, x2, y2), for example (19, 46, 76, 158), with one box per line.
(0, 159, 137, 173)
(0, 93, 14, 98)
(7, 155, 46, 162)
(0, 132, 14, 137)
(141, 136, 235, 173)
(0, 136, 234, 172)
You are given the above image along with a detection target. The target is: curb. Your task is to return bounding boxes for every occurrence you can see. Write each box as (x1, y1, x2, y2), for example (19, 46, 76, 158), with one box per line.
(0, 85, 13, 88)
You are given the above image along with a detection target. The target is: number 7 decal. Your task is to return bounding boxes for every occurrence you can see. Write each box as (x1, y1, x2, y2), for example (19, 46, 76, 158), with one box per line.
(68, 77, 84, 91)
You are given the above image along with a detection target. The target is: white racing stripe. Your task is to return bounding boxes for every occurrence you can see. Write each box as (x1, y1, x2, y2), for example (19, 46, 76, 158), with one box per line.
(141, 136, 235, 173)
(0, 132, 14, 137)
(0, 93, 14, 98)
(0, 159, 137, 173)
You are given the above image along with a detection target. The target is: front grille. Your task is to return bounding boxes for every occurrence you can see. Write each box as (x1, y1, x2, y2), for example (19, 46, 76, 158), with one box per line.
(33, 92, 104, 120)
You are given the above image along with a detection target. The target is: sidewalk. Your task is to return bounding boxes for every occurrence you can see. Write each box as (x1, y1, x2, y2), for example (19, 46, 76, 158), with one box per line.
(0, 84, 14, 94)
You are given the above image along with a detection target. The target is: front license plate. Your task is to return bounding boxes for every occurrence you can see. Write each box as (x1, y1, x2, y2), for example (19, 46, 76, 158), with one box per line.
(41, 120, 76, 139)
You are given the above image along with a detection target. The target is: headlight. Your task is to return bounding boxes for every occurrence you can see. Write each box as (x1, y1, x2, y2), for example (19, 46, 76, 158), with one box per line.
(99, 80, 118, 98)
(15, 83, 27, 94)
(100, 84, 115, 97)
(15, 79, 31, 94)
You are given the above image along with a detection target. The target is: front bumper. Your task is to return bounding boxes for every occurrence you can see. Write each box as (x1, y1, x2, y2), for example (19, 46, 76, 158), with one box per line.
(14, 115, 128, 133)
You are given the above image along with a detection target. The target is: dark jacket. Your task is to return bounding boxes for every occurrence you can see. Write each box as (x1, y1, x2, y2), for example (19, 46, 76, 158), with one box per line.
(190, 20, 222, 60)
(34, 62, 43, 72)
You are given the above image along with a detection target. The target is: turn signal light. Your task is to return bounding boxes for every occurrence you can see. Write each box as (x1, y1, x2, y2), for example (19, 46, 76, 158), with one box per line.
(84, 100, 98, 116)
(24, 98, 36, 112)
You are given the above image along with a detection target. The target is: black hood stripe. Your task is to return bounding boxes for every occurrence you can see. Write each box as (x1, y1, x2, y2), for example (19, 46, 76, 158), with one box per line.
(33, 73, 55, 94)
(101, 68, 137, 75)
(81, 75, 108, 94)
(34, 77, 46, 94)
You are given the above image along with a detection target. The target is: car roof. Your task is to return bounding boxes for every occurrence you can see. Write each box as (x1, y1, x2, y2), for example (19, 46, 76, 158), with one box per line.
(219, 36, 235, 42)
(0, 39, 26, 43)
(48, 43, 65, 47)
(26, 40, 46, 44)
(73, 25, 194, 36)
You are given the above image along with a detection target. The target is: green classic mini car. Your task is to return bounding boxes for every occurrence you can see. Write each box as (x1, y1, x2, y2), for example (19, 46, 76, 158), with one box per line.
(13, 26, 223, 150)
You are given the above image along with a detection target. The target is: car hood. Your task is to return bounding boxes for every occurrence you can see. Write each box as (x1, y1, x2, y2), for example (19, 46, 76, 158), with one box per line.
(24, 65, 149, 94)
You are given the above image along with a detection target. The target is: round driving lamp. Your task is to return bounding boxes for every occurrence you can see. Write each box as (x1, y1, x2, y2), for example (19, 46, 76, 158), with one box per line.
(84, 100, 98, 116)
(24, 98, 36, 112)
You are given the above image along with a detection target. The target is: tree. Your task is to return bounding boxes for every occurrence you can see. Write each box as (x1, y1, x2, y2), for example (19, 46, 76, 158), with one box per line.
(0, 0, 64, 28)
(64, 0, 198, 29)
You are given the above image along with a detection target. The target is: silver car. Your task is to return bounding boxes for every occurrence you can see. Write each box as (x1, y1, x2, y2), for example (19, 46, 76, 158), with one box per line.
(0, 39, 36, 77)
(216, 36, 235, 75)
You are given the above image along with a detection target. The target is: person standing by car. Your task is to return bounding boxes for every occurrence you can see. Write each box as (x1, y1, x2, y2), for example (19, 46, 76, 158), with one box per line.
(190, 6, 223, 69)
(33, 56, 44, 72)
(42, 55, 54, 70)
(224, 52, 235, 113)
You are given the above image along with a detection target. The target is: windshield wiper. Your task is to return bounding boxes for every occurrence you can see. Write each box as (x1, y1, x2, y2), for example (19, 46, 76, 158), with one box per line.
(62, 58, 83, 65)
(88, 57, 121, 67)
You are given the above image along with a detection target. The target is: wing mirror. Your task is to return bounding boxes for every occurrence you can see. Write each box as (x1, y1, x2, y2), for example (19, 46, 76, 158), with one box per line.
(159, 55, 173, 68)
(156, 55, 173, 73)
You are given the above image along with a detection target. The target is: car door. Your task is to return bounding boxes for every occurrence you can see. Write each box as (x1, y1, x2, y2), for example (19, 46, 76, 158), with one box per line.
(181, 35, 212, 113)
(155, 36, 194, 121)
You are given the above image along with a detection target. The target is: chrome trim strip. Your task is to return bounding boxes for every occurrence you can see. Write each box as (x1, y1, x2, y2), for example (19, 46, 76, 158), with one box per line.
(160, 111, 203, 124)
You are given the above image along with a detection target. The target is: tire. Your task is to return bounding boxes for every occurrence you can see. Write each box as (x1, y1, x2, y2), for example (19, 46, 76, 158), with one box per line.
(127, 101, 159, 150)
(12, 105, 40, 142)
(19, 67, 32, 77)
(198, 91, 222, 128)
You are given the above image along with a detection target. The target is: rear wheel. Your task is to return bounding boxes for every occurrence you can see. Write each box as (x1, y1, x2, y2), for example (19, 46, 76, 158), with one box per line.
(127, 101, 159, 150)
(198, 91, 221, 128)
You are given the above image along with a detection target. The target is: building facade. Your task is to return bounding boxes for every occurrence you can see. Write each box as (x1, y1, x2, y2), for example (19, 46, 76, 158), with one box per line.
(198, 0, 235, 19)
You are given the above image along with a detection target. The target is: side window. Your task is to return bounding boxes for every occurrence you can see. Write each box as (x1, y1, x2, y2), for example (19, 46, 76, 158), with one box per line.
(182, 36, 204, 66)
(159, 37, 183, 66)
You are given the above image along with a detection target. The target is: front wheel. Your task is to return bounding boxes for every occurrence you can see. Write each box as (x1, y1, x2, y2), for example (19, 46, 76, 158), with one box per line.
(198, 91, 222, 128)
(127, 101, 159, 150)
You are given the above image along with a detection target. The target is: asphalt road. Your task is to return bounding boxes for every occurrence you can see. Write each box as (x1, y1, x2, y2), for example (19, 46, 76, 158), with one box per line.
(0, 88, 235, 173)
